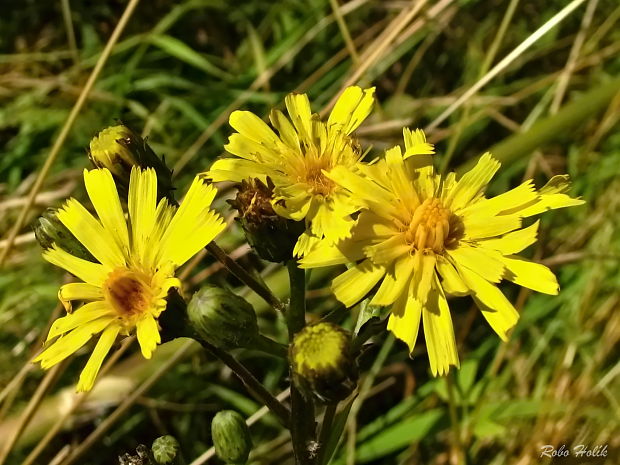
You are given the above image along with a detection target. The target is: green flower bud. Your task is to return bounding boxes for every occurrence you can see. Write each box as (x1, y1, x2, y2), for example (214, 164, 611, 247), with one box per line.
(88, 125, 174, 200)
(33, 208, 94, 261)
(290, 322, 358, 403)
(187, 285, 258, 350)
(211, 410, 252, 465)
(152, 435, 179, 464)
(228, 178, 304, 262)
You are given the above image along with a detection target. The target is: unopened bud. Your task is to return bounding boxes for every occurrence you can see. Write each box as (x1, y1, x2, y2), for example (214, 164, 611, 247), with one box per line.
(88, 125, 174, 200)
(152, 435, 179, 464)
(228, 178, 304, 262)
(187, 285, 258, 350)
(211, 410, 252, 465)
(33, 209, 94, 261)
(290, 322, 357, 403)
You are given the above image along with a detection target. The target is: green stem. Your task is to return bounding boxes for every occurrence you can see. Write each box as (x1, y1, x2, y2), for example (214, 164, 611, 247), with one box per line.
(287, 260, 316, 465)
(206, 242, 285, 312)
(446, 373, 465, 465)
(198, 340, 291, 428)
(252, 334, 288, 358)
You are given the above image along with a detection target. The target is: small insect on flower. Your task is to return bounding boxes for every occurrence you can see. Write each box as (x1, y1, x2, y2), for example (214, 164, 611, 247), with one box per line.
(300, 128, 584, 376)
(205, 86, 375, 256)
(35, 167, 225, 391)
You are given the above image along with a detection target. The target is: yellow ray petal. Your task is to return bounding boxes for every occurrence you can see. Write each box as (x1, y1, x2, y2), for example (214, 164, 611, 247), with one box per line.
(402, 128, 434, 157)
(436, 255, 468, 296)
(461, 180, 537, 217)
(447, 245, 505, 283)
(478, 220, 539, 255)
(500, 255, 559, 295)
(34, 317, 113, 368)
(327, 86, 375, 134)
(137, 315, 160, 359)
(206, 158, 269, 183)
(43, 245, 109, 286)
(57, 198, 125, 268)
(269, 109, 300, 149)
(332, 259, 385, 308)
(371, 255, 415, 306)
(46, 301, 114, 341)
(229, 110, 281, 147)
(447, 153, 500, 211)
(456, 265, 519, 340)
(298, 237, 365, 267)
(128, 167, 157, 262)
(388, 281, 422, 353)
(462, 212, 522, 240)
(364, 234, 410, 266)
(58, 282, 103, 312)
(513, 175, 585, 217)
(158, 177, 225, 266)
(285, 92, 313, 142)
(422, 279, 459, 376)
(76, 325, 120, 392)
(83, 168, 129, 253)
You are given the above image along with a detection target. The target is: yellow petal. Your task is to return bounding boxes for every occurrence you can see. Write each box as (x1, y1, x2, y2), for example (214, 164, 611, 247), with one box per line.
(514, 175, 585, 217)
(436, 256, 468, 296)
(298, 237, 365, 267)
(206, 157, 269, 183)
(447, 245, 505, 283)
(402, 128, 434, 157)
(46, 301, 114, 341)
(43, 245, 109, 286)
(224, 133, 281, 163)
(269, 109, 300, 149)
(128, 167, 158, 262)
(137, 315, 161, 359)
(447, 153, 500, 211)
(58, 283, 103, 311)
(500, 255, 559, 295)
(411, 252, 436, 305)
(34, 317, 113, 368)
(76, 325, 120, 392)
(460, 180, 537, 217)
(478, 220, 539, 255)
(364, 234, 410, 265)
(83, 168, 129, 254)
(462, 213, 522, 240)
(387, 281, 422, 353)
(229, 110, 281, 147)
(327, 86, 375, 134)
(455, 265, 519, 340)
(158, 177, 225, 266)
(332, 259, 385, 307)
(371, 255, 415, 306)
(57, 198, 125, 268)
(422, 280, 459, 376)
(285, 92, 313, 142)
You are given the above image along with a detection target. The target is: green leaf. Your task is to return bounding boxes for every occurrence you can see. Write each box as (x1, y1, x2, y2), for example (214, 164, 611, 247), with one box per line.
(148, 34, 230, 80)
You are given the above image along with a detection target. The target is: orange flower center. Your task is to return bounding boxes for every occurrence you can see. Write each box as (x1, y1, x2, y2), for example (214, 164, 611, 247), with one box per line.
(405, 198, 459, 253)
(104, 268, 152, 317)
(299, 157, 335, 197)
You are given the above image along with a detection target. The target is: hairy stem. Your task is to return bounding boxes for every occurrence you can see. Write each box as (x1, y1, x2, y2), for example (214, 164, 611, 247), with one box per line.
(287, 261, 316, 465)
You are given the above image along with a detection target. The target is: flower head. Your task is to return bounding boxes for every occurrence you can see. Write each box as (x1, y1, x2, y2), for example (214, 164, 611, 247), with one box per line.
(301, 128, 584, 376)
(35, 167, 225, 391)
(206, 86, 375, 256)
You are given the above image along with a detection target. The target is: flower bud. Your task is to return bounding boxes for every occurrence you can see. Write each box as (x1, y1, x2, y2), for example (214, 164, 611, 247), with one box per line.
(290, 322, 358, 403)
(187, 285, 258, 350)
(228, 178, 304, 262)
(211, 410, 252, 465)
(88, 125, 174, 200)
(152, 435, 179, 464)
(33, 208, 94, 261)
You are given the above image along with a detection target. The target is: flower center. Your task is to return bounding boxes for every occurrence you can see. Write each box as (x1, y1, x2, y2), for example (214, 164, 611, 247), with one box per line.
(104, 268, 152, 317)
(300, 158, 335, 197)
(405, 198, 458, 253)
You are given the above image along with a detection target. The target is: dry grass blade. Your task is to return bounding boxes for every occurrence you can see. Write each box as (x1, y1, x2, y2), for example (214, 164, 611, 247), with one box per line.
(0, 0, 142, 269)
(425, 0, 589, 132)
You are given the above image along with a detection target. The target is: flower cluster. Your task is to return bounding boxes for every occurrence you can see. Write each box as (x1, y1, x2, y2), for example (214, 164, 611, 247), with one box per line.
(35, 87, 584, 392)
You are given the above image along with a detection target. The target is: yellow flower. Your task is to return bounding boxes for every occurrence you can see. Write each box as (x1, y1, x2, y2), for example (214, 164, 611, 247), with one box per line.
(300, 128, 584, 376)
(206, 86, 375, 256)
(35, 167, 225, 391)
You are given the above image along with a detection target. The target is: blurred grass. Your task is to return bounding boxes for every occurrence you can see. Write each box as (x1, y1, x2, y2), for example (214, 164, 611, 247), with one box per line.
(1, 0, 619, 464)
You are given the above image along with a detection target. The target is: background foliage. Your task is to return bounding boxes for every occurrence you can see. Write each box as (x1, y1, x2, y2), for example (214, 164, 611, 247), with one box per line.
(0, 0, 619, 464)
